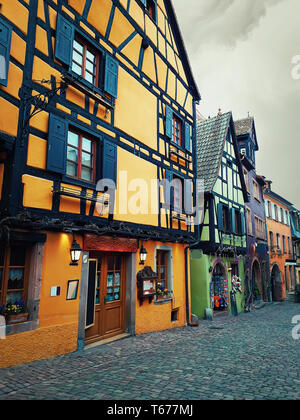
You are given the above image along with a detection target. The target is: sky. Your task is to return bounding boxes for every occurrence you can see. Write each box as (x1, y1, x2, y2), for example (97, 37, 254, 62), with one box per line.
(172, 0, 300, 209)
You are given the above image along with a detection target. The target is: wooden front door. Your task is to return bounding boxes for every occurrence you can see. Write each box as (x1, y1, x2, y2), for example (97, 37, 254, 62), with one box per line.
(85, 253, 126, 345)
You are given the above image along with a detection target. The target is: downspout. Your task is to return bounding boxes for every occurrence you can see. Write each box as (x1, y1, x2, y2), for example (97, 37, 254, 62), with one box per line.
(185, 99, 201, 326)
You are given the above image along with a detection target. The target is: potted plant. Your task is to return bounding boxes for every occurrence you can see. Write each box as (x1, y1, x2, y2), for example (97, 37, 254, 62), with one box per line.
(5, 300, 29, 325)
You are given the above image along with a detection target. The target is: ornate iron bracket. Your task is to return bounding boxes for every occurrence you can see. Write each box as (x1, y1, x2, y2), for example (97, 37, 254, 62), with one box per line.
(19, 79, 69, 145)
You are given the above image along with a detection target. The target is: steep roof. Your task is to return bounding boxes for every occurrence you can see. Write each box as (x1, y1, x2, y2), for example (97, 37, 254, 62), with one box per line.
(196, 112, 232, 193)
(234, 116, 259, 151)
(164, 0, 201, 101)
(196, 112, 249, 202)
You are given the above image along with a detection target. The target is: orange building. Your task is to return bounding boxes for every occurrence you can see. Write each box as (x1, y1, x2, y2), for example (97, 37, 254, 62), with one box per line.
(264, 181, 294, 301)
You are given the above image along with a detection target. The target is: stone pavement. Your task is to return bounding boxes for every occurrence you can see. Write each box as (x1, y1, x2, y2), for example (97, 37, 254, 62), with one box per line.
(0, 302, 299, 400)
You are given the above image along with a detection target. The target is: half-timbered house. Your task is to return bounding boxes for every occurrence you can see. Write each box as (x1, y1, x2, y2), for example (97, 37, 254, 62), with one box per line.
(0, 0, 200, 367)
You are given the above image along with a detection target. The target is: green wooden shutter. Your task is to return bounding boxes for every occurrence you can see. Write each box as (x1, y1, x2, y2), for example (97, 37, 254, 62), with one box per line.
(47, 114, 68, 174)
(217, 203, 224, 232)
(55, 14, 74, 66)
(0, 18, 12, 87)
(104, 55, 119, 98)
(241, 211, 246, 236)
(166, 105, 173, 139)
(231, 208, 236, 234)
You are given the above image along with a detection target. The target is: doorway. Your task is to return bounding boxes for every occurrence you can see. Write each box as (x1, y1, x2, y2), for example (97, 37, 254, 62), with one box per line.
(271, 264, 282, 302)
(85, 253, 127, 345)
(252, 260, 262, 303)
(210, 263, 229, 313)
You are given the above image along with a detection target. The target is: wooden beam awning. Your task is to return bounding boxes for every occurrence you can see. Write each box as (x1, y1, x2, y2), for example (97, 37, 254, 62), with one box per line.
(84, 233, 138, 253)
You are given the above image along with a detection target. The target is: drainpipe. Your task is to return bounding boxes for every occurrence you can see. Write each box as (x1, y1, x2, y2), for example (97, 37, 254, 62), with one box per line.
(185, 99, 201, 326)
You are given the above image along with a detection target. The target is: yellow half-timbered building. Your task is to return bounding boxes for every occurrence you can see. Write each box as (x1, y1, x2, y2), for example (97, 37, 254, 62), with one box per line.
(0, 0, 200, 367)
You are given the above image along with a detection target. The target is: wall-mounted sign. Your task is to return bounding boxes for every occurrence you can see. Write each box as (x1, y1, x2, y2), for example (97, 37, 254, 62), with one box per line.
(137, 266, 158, 306)
(66, 280, 79, 301)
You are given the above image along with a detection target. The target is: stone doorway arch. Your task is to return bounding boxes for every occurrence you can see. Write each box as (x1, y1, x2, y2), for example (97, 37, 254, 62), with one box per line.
(252, 259, 262, 303)
(271, 264, 283, 302)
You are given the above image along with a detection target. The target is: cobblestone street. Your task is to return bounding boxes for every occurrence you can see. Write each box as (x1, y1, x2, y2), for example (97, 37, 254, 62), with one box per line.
(0, 302, 299, 400)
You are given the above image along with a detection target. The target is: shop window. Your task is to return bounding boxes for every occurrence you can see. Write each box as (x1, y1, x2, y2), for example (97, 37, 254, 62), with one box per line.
(0, 245, 30, 310)
(66, 128, 97, 183)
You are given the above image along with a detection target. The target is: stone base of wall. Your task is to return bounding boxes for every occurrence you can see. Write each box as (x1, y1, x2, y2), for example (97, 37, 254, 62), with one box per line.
(0, 323, 78, 369)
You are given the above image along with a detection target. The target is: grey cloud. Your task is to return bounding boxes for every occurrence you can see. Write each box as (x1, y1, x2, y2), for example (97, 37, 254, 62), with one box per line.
(174, 0, 284, 49)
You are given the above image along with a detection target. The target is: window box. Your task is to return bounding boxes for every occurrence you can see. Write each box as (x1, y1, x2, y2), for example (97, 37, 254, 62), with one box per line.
(6, 312, 29, 326)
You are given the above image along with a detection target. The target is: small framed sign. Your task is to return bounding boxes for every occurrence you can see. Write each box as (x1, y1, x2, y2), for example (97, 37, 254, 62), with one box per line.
(66, 280, 79, 301)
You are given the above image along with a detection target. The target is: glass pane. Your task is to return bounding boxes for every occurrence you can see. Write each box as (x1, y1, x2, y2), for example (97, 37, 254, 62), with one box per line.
(86, 50, 95, 62)
(85, 72, 94, 84)
(82, 138, 92, 153)
(82, 152, 92, 167)
(66, 161, 78, 177)
(6, 291, 23, 305)
(67, 147, 78, 163)
(72, 62, 82, 76)
(68, 132, 79, 148)
(10, 246, 26, 266)
(8, 268, 24, 290)
(114, 287, 120, 293)
(106, 294, 113, 303)
(81, 167, 92, 182)
(107, 288, 113, 294)
(96, 273, 100, 289)
(95, 290, 100, 305)
(114, 293, 120, 301)
(73, 40, 83, 54)
(114, 273, 120, 286)
(160, 268, 165, 279)
(72, 50, 83, 66)
(85, 60, 94, 73)
(107, 273, 114, 287)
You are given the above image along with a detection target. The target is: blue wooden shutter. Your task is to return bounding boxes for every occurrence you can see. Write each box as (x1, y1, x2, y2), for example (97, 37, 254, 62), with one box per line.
(102, 140, 117, 185)
(104, 55, 119, 98)
(184, 179, 193, 215)
(217, 203, 224, 232)
(0, 18, 12, 87)
(184, 122, 191, 151)
(231, 208, 236, 234)
(55, 14, 74, 66)
(166, 105, 173, 139)
(47, 115, 68, 174)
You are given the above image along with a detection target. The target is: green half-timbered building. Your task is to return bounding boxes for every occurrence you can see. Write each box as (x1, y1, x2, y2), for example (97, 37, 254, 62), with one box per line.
(191, 111, 249, 319)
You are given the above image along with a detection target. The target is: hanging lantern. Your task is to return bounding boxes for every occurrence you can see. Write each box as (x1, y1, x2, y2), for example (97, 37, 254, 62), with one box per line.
(139, 244, 148, 265)
(70, 239, 82, 266)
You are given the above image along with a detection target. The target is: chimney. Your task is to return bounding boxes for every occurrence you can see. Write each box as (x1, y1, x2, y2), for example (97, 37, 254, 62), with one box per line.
(265, 180, 272, 190)
(217, 108, 222, 116)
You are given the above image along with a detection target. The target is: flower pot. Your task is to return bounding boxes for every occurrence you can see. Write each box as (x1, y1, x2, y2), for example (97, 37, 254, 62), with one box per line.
(6, 313, 29, 325)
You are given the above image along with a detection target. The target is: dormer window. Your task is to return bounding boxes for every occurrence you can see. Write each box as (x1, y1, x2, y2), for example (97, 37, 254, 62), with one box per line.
(241, 148, 246, 155)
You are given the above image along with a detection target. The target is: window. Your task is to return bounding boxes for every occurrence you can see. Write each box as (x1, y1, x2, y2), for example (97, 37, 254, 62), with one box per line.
(145, 0, 156, 21)
(66, 129, 96, 183)
(253, 179, 260, 201)
(280, 208, 284, 223)
(282, 235, 286, 253)
(268, 201, 272, 219)
(255, 216, 266, 240)
(276, 233, 281, 251)
(241, 148, 246, 156)
(243, 169, 249, 191)
(0, 17, 12, 87)
(0, 245, 30, 309)
(157, 250, 169, 291)
(72, 38, 100, 87)
(287, 237, 292, 254)
(173, 115, 182, 147)
(274, 205, 278, 221)
(246, 207, 253, 236)
(269, 231, 274, 251)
